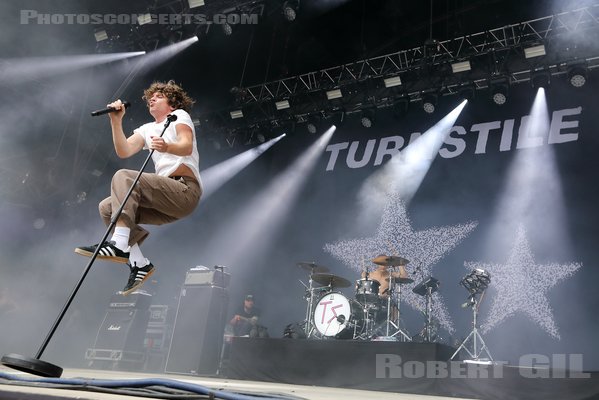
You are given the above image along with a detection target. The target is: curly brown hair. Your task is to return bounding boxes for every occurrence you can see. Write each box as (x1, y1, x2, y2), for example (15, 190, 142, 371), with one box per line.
(142, 80, 195, 113)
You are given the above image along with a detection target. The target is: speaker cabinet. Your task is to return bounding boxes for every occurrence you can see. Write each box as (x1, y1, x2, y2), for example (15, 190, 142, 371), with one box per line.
(165, 285, 228, 375)
(91, 307, 150, 353)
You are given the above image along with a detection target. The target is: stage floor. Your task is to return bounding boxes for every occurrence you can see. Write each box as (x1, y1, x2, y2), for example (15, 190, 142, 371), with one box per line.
(2, 338, 597, 400)
(0, 366, 470, 400)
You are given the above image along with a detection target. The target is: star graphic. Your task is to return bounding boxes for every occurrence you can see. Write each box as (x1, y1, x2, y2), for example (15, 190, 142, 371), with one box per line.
(465, 225, 582, 340)
(324, 191, 478, 333)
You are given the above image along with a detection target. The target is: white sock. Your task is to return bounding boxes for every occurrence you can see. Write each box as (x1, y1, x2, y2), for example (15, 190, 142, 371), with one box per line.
(110, 227, 130, 251)
(128, 243, 149, 267)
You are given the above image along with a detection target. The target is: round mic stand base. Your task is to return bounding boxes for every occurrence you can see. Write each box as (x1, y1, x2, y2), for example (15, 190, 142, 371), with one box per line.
(1, 354, 63, 378)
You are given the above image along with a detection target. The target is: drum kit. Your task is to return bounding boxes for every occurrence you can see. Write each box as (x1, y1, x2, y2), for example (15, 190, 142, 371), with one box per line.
(297, 256, 417, 341)
(294, 259, 494, 355)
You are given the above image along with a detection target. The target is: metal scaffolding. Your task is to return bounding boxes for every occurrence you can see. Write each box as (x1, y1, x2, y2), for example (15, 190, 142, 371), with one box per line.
(196, 5, 599, 147)
(237, 5, 599, 103)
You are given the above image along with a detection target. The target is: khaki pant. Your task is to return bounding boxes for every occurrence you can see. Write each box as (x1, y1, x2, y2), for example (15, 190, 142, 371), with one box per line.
(99, 169, 201, 246)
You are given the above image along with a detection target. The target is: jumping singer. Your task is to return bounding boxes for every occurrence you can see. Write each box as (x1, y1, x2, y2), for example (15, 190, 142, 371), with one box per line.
(75, 80, 202, 295)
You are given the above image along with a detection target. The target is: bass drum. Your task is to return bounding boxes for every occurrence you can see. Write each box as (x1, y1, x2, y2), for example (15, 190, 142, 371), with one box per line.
(313, 292, 363, 339)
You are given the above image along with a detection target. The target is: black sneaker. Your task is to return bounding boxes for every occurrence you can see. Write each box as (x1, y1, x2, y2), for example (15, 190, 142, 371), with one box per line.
(121, 262, 155, 296)
(74, 240, 130, 264)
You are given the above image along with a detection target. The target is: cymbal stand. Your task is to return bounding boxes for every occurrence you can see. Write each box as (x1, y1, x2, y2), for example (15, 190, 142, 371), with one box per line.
(424, 286, 434, 342)
(450, 293, 493, 361)
(301, 273, 317, 337)
(386, 282, 411, 341)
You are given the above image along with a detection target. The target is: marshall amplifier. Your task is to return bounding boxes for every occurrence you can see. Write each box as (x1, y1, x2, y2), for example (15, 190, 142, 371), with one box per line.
(86, 292, 152, 365)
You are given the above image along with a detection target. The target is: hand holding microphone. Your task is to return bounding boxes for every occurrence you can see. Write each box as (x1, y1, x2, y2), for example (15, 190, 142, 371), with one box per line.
(90, 100, 130, 117)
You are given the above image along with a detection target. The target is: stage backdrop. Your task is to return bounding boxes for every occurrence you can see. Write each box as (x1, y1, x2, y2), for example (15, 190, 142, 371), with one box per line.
(180, 75, 598, 370)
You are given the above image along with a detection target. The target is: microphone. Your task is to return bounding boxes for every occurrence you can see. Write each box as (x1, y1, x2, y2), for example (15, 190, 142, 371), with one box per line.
(166, 113, 178, 122)
(90, 101, 131, 117)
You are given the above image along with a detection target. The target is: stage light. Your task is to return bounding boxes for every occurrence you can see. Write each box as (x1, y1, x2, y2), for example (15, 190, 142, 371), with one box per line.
(94, 30, 108, 42)
(458, 85, 475, 101)
(230, 109, 244, 119)
(222, 23, 233, 36)
(524, 44, 546, 59)
(138, 13, 153, 26)
(568, 66, 587, 88)
(491, 84, 508, 105)
(326, 89, 343, 100)
(384, 76, 402, 88)
(531, 71, 550, 89)
(392, 97, 409, 119)
(282, 1, 298, 21)
(275, 100, 290, 110)
(451, 60, 471, 73)
(422, 94, 437, 114)
(188, 0, 205, 8)
(360, 109, 375, 128)
(306, 115, 322, 134)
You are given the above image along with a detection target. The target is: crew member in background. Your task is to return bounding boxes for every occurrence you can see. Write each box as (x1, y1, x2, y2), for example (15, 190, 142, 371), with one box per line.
(228, 294, 269, 338)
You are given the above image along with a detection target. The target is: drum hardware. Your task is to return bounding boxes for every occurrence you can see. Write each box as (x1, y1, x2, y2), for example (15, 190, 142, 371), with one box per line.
(412, 276, 440, 342)
(382, 271, 412, 341)
(451, 269, 493, 362)
(296, 262, 331, 338)
(360, 261, 413, 341)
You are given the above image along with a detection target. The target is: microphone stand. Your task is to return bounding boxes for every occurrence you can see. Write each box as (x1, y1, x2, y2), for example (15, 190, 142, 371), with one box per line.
(1, 114, 177, 378)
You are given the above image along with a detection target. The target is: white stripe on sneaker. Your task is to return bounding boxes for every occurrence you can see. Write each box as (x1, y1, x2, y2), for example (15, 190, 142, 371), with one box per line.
(99, 247, 116, 257)
(135, 271, 148, 281)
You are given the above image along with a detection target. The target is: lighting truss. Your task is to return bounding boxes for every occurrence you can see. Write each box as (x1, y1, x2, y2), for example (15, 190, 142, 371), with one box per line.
(200, 5, 599, 147)
(95, 0, 267, 52)
(238, 5, 599, 104)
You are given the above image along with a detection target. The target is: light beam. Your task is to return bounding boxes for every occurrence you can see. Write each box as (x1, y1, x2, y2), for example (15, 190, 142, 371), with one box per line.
(0, 52, 145, 84)
(206, 126, 336, 268)
(356, 100, 468, 225)
(201, 134, 285, 199)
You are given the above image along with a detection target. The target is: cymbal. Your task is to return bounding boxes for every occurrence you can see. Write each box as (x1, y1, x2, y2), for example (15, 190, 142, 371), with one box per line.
(297, 262, 329, 273)
(311, 273, 351, 288)
(372, 255, 410, 266)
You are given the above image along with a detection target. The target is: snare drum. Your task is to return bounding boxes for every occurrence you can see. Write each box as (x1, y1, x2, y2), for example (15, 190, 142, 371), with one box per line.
(355, 278, 380, 304)
(313, 292, 363, 339)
